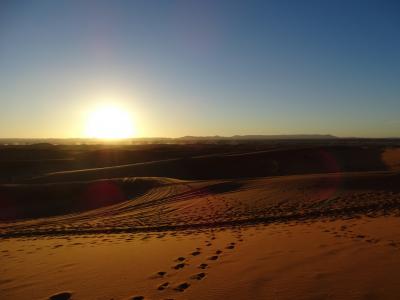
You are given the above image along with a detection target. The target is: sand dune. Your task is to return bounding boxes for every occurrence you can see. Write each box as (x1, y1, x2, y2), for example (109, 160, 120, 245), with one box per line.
(27, 146, 398, 183)
(2, 171, 400, 238)
(0, 178, 175, 221)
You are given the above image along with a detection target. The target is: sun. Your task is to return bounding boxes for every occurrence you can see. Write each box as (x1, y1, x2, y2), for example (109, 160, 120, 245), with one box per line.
(85, 105, 135, 139)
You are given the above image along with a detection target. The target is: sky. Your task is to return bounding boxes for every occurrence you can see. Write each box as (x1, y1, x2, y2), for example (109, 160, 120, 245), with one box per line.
(0, 0, 399, 138)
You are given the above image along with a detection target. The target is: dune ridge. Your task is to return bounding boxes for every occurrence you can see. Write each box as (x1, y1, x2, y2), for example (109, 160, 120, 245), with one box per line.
(0, 177, 178, 221)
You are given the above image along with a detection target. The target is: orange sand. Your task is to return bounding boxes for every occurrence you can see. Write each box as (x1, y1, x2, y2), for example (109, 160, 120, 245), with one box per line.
(2, 216, 400, 299)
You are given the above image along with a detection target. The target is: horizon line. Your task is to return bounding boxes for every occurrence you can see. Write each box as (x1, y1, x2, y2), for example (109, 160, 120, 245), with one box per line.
(1, 134, 400, 140)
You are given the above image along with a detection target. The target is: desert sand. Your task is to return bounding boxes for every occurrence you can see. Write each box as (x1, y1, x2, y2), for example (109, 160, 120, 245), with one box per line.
(1, 142, 400, 299)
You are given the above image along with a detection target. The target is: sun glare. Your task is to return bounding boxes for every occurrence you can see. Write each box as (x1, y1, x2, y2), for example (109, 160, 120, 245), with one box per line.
(85, 105, 135, 139)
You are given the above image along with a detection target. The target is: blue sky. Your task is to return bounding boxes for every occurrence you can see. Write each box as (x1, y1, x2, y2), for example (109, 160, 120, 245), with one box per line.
(0, 0, 399, 138)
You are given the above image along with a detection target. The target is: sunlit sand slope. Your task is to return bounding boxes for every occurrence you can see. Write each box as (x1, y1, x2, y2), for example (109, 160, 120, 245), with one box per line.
(1, 171, 400, 237)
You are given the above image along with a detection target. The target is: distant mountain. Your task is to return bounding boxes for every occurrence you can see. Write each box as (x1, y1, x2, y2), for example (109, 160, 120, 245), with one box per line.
(178, 134, 338, 140)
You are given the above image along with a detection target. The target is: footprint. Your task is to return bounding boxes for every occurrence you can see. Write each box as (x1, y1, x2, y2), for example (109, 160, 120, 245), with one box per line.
(49, 292, 72, 300)
(173, 263, 185, 269)
(199, 263, 208, 269)
(226, 245, 235, 249)
(131, 296, 144, 300)
(158, 282, 169, 291)
(208, 255, 219, 261)
(191, 251, 201, 256)
(174, 282, 190, 292)
(157, 271, 166, 277)
(190, 272, 206, 280)
(215, 250, 222, 255)
(176, 257, 185, 262)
